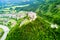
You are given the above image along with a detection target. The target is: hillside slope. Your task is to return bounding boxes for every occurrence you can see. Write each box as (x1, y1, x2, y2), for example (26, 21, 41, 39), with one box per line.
(5, 16, 60, 40)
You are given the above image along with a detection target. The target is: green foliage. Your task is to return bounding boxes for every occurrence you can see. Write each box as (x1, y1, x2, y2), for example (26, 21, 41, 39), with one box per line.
(0, 28, 4, 38)
(4, 1, 60, 39)
(7, 22, 12, 29)
(35, 0, 60, 26)
(0, 0, 60, 40)
(6, 17, 59, 40)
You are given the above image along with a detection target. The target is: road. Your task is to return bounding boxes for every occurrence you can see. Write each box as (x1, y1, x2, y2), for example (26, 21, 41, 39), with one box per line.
(0, 25, 10, 40)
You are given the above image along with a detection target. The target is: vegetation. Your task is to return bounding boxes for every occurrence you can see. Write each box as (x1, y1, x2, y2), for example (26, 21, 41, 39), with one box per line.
(0, 28, 4, 38)
(0, 0, 60, 40)
(5, 16, 60, 40)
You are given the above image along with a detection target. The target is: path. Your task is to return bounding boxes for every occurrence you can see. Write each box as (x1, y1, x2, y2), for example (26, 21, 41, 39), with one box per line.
(0, 25, 10, 40)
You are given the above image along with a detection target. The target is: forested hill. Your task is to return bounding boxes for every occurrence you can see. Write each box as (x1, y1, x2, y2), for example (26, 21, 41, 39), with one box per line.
(0, 0, 60, 40)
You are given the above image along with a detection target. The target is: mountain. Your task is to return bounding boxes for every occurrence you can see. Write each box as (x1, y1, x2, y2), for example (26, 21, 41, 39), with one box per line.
(6, 16, 60, 40)
(1, 0, 60, 40)
(5, 16, 52, 40)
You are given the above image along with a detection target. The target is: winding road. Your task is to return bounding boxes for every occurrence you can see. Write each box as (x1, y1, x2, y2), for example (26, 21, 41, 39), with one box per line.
(0, 25, 10, 40)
